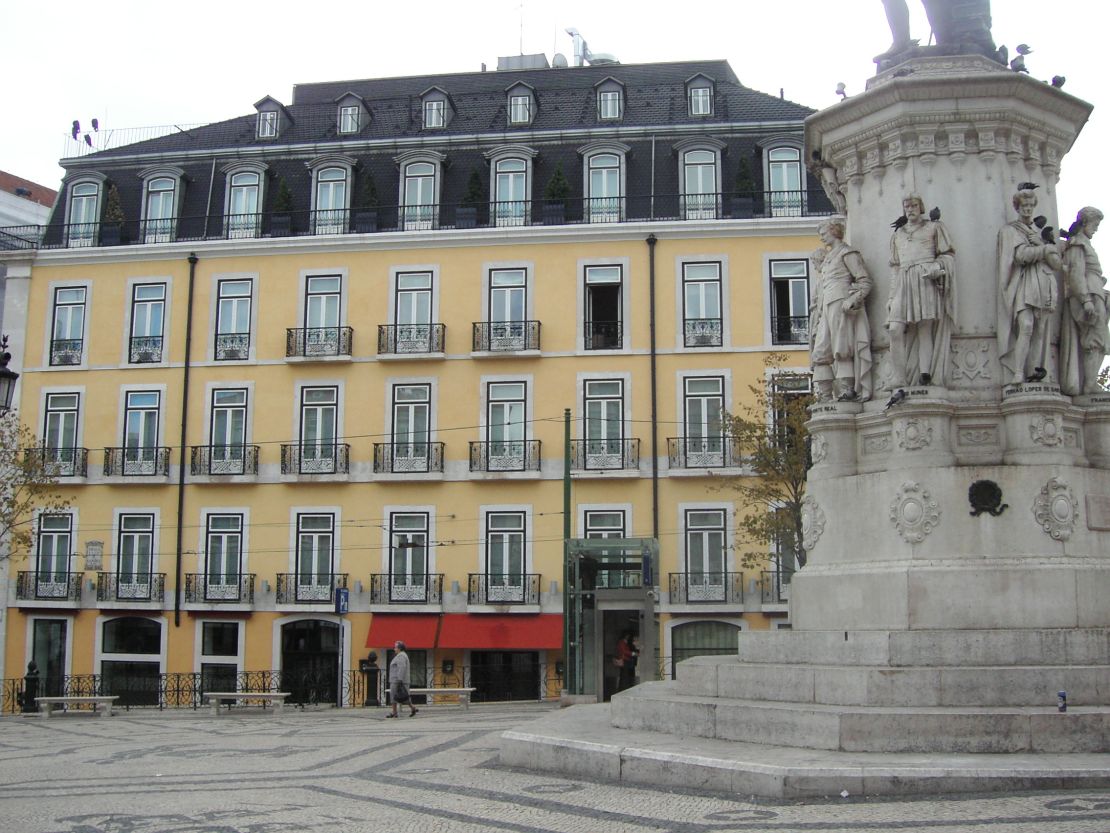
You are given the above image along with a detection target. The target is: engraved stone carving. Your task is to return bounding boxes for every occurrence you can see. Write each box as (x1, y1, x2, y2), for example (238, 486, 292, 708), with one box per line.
(1033, 476, 1079, 541)
(1059, 207, 1108, 396)
(957, 425, 998, 446)
(800, 496, 826, 552)
(896, 418, 933, 450)
(863, 432, 893, 454)
(810, 433, 829, 464)
(1029, 414, 1063, 446)
(889, 481, 941, 543)
(949, 341, 992, 381)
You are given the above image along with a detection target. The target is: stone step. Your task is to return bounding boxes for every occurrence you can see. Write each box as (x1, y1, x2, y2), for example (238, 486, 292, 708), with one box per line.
(735, 628, 1110, 667)
(677, 655, 1110, 707)
(499, 702, 1110, 798)
(610, 681, 1110, 754)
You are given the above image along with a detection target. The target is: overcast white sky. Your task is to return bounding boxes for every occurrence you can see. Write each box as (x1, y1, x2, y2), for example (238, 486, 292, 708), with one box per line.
(2, 0, 1102, 219)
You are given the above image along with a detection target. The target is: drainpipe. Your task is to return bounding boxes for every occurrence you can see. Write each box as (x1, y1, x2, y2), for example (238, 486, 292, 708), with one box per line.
(174, 252, 199, 627)
(646, 234, 659, 539)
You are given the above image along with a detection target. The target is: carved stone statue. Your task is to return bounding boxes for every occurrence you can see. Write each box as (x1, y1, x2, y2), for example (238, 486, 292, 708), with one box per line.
(997, 185, 1063, 384)
(886, 194, 956, 387)
(810, 216, 874, 402)
(807, 156, 848, 216)
(878, 0, 997, 65)
(1059, 207, 1108, 395)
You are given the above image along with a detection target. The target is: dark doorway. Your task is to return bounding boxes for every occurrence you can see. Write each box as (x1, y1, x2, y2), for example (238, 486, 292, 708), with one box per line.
(32, 619, 68, 697)
(281, 620, 339, 705)
(470, 651, 540, 702)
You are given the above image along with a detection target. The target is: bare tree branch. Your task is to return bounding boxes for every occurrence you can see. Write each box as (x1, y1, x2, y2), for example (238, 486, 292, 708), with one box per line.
(0, 410, 73, 562)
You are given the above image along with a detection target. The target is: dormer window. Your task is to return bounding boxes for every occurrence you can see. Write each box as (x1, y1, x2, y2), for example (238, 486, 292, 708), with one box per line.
(598, 90, 622, 120)
(139, 166, 185, 243)
(64, 178, 103, 248)
(689, 87, 712, 116)
(338, 105, 359, 134)
(258, 111, 278, 138)
(509, 95, 531, 124)
(424, 100, 445, 129)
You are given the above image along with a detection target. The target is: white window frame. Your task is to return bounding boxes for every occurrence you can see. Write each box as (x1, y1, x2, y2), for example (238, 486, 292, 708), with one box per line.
(47, 282, 90, 367)
(222, 162, 267, 239)
(212, 275, 255, 361)
(96, 612, 166, 679)
(675, 255, 730, 350)
(198, 510, 248, 600)
(689, 86, 712, 116)
(138, 166, 185, 244)
(257, 110, 278, 138)
(395, 152, 444, 231)
(423, 99, 445, 129)
(63, 175, 105, 247)
(195, 618, 245, 682)
(676, 139, 725, 220)
(478, 373, 534, 472)
(485, 146, 537, 228)
(306, 155, 355, 235)
(41, 388, 84, 476)
(765, 143, 805, 217)
(477, 505, 533, 601)
(508, 95, 532, 125)
(579, 141, 629, 224)
(576, 256, 631, 354)
(113, 510, 159, 594)
(597, 90, 622, 120)
(338, 105, 360, 134)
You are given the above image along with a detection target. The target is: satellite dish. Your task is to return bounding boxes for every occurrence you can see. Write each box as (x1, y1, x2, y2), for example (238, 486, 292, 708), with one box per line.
(552, 53, 568, 68)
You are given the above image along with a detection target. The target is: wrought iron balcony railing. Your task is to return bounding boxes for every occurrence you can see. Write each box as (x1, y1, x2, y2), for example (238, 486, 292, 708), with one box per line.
(1, 190, 833, 251)
(373, 442, 444, 474)
(129, 335, 164, 363)
(285, 326, 353, 358)
(369, 573, 444, 604)
(25, 446, 88, 478)
(570, 438, 640, 471)
(467, 573, 541, 605)
(771, 315, 810, 345)
(184, 573, 256, 603)
(49, 338, 83, 366)
(472, 320, 541, 352)
(215, 332, 250, 360)
(469, 439, 541, 472)
(376, 323, 446, 355)
(761, 570, 793, 605)
(683, 318, 723, 348)
(97, 572, 166, 602)
(668, 571, 744, 604)
(104, 446, 171, 476)
(16, 571, 82, 602)
(584, 320, 622, 350)
(666, 436, 743, 469)
(280, 443, 350, 475)
(190, 445, 259, 476)
(275, 573, 348, 604)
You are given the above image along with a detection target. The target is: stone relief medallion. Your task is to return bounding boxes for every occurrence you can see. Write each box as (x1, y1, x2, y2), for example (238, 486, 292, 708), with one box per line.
(810, 433, 829, 464)
(896, 418, 933, 451)
(889, 481, 940, 544)
(863, 432, 893, 454)
(1030, 414, 1063, 446)
(1033, 477, 1079, 541)
(949, 341, 992, 382)
(800, 496, 826, 552)
(957, 425, 998, 447)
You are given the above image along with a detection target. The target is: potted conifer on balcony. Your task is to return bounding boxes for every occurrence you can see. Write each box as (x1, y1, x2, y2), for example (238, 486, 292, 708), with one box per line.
(101, 184, 126, 245)
(354, 171, 380, 233)
(731, 157, 756, 219)
(270, 176, 294, 237)
(543, 163, 571, 225)
(456, 168, 485, 229)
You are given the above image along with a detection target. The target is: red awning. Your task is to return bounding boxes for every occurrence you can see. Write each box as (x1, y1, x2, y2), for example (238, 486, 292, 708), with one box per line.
(437, 614, 564, 650)
(366, 614, 441, 649)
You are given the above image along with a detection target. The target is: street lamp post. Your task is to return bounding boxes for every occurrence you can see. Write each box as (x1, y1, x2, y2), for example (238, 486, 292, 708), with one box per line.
(0, 335, 19, 413)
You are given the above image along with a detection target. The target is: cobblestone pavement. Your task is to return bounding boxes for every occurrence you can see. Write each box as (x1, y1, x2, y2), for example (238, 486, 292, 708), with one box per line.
(1, 702, 1109, 833)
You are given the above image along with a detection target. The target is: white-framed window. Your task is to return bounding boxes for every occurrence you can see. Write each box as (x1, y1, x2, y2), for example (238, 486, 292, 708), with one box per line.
(116, 513, 155, 594)
(489, 268, 527, 349)
(302, 273, 342, 356)
(312, 166, 348, 234)
(209, 388, 248, 474)
(387, 270, 438, 354)
(295, 513, 335, 598)
(598, 90, 622, 120)
(257, 110, 278, 138)
(389, 512, 429, 599)
(338, 105, 360, 134)
(402, 160, 438, 230)
(424, 99, 445, 129)
(769, 259, 810, 345)
(485, 510, 526, 598)
(215, 279, 252, 360)
(681, 148, 720, 219)
(682, 262, 723, 348)
(42, 392, 81, 476)
(684, 508, 727, 601)
(486, 381, 526, 469)
(683, 376, 725, 464)
(585, 151, 623, 223)
(49, 286, 86, 366)
(509, 95, 531, 125)
(35, 514, 74, 584)
(493, 158, 528, 226)
(391, 383, 431, 469)
(299, 386, 339, 473)
(123, 390, 162, 474)
(129, 283, 166, 364)
(768, 146, 803, 217)
(689, 87, 712, 116)
(65, 180, 101, 247)
(199, 620, 241, 689)
(204, 514, 244, 599)
(225, 167, 263, 239)
(583, 379, 624, 468)
(141, 177, 176, 243)
(584, 265, 623, 350)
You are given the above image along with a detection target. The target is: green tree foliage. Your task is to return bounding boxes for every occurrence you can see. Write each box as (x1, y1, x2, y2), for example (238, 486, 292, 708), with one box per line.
(273, 177, 294, 213)
(0, 410, 72, 561)
(715, 354, 812, 570)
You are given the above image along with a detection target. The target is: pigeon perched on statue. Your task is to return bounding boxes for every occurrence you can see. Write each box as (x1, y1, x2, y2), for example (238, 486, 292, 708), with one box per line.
(1033, 215, 1055, 244)
(891, 215, 908, 230)
(928, 206, 941, 222)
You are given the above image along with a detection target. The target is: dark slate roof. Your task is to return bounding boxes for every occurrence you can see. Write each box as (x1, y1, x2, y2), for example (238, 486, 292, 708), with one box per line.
(75, 60, 814, 163)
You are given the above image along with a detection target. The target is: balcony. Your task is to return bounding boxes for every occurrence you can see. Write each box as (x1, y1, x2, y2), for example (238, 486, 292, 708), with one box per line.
(190, 445, 259, 476)
(684, 318, 723, 348)
(469, 440, 541, 473)
(377, 323, 446, 355)
(281, 443, 350, 475)
(285, 326, 353, 358)
(104, 446, 171, 477)
(97, 572, 166, 602)
(2, 189, 832, 252)
(276, 573, 348, 604)
(666, 436, 742, 469)
(467, 573, 541, 605)
(369, 573, 444, 605)
(184, 573, 256, 604)
(669, 571, 744, 604)
(215, 332, 251, 360)
(129, 335, 164, 363)
(25, 446, 88, 478)
(761, 570, 792, 605)
(49, 338, 83, 366)
(472, 320, 540, 352)
(570, 438, 640, 472)
(584, 320, 622, 350)
(771, 315, 809, 346)
(373, 442, 444, 474)
(16, 571, 82, 602)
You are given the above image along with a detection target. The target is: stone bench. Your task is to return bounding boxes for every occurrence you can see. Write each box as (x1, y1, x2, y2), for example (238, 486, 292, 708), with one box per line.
(36, 695, 118, 718)
(408, 687, 477, 709)
(203, 691, 290, 715)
